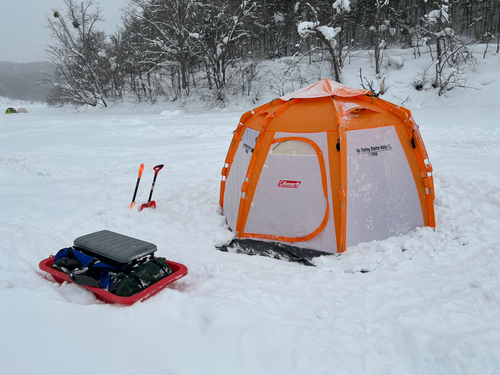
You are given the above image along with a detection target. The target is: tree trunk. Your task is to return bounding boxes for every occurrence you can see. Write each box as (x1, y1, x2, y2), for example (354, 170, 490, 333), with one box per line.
(314, 30, 342, 83)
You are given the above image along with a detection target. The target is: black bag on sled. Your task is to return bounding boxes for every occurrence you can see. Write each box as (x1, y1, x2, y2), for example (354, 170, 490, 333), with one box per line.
(108, 258, 174, 297)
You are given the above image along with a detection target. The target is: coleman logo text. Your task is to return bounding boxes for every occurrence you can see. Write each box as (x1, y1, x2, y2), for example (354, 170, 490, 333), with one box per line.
(277, 180, 301, 188)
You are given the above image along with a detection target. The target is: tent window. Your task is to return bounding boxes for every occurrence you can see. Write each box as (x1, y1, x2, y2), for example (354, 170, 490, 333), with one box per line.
(270, 140, 316, 155)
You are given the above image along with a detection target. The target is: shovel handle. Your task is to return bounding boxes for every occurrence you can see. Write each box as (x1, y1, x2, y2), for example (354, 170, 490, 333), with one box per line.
(129, 163, 145, 209)
(138, 164, 145, 178)
(153, 164, 164, 174)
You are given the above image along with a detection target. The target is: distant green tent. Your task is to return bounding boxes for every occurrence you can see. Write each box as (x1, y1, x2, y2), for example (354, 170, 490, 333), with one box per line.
(5, 107, 17, 114)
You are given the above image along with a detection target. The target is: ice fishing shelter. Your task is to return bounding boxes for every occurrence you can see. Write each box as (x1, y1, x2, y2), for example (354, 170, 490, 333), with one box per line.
(219, 79, 435, 259)
(5, 107, 17, 114)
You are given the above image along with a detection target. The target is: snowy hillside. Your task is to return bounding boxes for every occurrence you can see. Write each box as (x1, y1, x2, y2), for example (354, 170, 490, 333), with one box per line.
(1, 48, 500, 375)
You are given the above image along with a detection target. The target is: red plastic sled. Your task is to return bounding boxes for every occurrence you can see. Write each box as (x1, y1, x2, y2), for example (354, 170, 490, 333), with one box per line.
(39, 256, 188, 305)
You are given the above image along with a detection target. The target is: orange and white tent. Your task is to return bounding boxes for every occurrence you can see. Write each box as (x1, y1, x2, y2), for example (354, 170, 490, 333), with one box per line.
(219, 79, 435, 259)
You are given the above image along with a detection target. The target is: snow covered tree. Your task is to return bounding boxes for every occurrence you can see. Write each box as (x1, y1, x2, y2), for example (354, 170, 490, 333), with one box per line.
(128, 0, 200, 98)
(98, 33, 128, 101)
(331, 0, 353, 62)
(117, 14, 154, 102)
(368, 0, 393, 77)
(297, 2, 345, 83)
(46, 0, 112, 107)
(255, 4, 288, 58)
(192, 0, 256, 101)
(423, 0, 475, 95)
(254, 0, 304, 58)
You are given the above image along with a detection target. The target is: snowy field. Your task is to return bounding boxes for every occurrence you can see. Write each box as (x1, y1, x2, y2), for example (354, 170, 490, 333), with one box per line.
(1, 49, 500, 374)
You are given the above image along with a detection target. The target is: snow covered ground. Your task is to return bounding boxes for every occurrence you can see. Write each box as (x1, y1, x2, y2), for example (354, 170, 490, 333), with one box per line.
(1, 48, 500, 374)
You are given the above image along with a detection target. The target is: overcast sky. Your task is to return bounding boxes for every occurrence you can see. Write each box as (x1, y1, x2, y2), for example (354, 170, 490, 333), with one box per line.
(0, 0, 126, 63)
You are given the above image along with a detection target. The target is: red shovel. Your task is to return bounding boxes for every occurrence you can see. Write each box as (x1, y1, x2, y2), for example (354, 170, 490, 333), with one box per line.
(139, 164, 164, 211)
